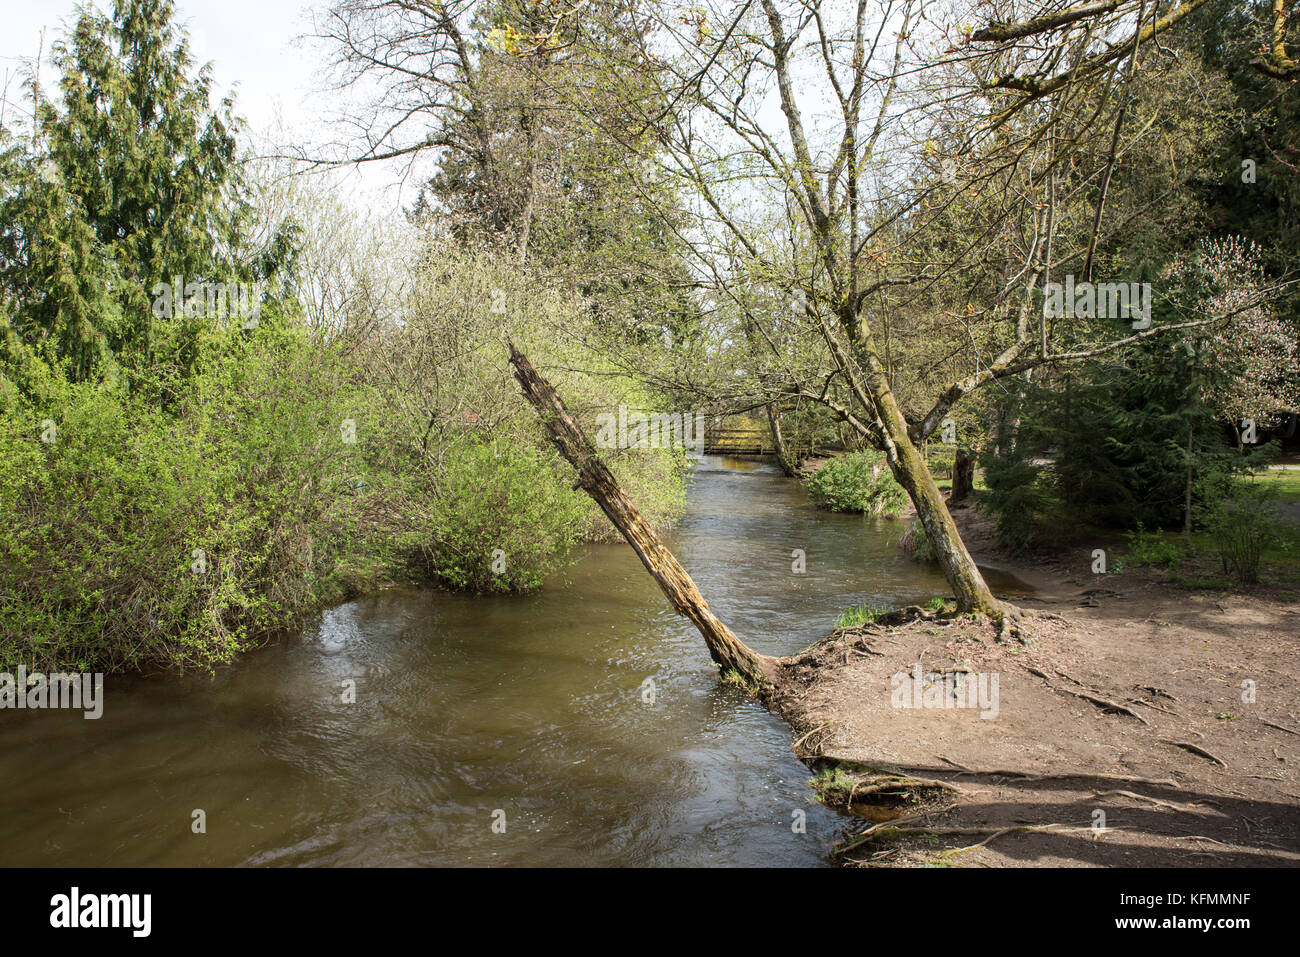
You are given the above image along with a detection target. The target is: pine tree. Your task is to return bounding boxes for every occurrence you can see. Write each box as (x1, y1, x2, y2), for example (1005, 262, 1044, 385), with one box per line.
(1, 0, 273, 391)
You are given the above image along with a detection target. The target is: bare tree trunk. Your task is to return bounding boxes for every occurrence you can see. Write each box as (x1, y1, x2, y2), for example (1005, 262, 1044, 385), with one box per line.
(883, 413, 1000, 617)
(856, 343, 1000, 615)
(950, 448, 975, 504)
(766, 403, 798, 477)
(508, 342, 777, 684)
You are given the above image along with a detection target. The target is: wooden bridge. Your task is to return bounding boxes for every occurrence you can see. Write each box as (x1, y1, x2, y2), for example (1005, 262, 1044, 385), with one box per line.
(703, 425, 775, 456)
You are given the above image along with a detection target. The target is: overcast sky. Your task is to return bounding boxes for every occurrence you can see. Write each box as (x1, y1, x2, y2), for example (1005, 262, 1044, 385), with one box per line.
(0, 0, 409, 207)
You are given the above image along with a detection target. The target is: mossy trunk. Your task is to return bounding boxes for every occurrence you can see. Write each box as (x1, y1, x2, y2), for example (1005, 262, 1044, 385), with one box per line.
(849, 334, 1001, 618)
(888, 429, 1001, 617)
(767, 404, 798, 477)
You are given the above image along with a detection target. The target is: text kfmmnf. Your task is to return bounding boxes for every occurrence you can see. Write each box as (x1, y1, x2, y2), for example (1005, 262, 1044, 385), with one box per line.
(50, 888, 151, 938)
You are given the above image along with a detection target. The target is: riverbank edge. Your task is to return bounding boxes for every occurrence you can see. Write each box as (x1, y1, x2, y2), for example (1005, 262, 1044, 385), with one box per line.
(753, 502, 1300, 868)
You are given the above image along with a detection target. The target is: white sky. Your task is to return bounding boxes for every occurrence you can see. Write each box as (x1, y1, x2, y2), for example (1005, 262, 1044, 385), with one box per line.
(0, 0, 410, 207)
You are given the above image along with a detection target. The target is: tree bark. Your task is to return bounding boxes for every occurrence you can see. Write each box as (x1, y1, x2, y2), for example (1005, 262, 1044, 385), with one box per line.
(507, 342, 777, 684)
(851, 337, 1002, 617)
(950, 448, 975, 504)
(766, 403, 798, 477)
(881, 405, 1001, 617)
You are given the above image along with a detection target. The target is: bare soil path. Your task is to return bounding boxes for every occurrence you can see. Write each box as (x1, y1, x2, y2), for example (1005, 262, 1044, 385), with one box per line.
(769, 507, 1300, 867)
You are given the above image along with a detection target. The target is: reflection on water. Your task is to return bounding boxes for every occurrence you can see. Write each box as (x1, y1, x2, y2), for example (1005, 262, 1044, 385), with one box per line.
(0, 456, 1021, 866)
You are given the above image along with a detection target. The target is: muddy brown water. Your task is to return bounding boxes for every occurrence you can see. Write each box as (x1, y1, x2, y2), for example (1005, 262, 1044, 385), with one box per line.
(0, 456, 1032, 866)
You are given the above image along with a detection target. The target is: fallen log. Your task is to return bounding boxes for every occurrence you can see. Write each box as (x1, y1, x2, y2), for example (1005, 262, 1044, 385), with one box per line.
(507, 342, 777, 685)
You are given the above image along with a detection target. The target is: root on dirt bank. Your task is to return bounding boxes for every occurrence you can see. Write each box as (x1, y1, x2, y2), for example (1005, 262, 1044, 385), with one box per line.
(774, 603, 1057, 680)
(834, 821, 1077, 863)
(808, 759, 960, 822)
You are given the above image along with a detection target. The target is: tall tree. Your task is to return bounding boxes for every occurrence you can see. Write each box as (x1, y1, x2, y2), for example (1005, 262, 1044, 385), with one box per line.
(595, 0, 1286, 623)
(0, 0, 270, 390)
(316, 0, 694, 340)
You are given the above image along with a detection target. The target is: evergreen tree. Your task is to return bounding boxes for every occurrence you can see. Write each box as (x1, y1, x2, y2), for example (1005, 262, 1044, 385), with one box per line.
(0, 0, 284, 393)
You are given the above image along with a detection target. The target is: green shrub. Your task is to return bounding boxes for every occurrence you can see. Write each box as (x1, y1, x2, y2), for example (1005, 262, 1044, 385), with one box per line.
(401, 439, 592, 593)
(1200, 483, 1280, 583)
(0, 328, 371, 672)
(805, 451, 907, 515)
(1123, 523, 1187, 570)
(899, 519, 937, 564)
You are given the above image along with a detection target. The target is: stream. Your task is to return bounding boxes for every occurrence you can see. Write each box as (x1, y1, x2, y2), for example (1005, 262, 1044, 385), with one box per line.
(0, 456, 1029, 866)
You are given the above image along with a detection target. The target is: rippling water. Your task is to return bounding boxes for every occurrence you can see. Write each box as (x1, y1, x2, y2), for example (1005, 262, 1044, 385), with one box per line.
(0, 456, 1023, 866)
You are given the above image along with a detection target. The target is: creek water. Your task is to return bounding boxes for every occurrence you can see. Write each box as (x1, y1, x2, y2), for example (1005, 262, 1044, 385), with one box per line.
(0, 456, 1030, 866)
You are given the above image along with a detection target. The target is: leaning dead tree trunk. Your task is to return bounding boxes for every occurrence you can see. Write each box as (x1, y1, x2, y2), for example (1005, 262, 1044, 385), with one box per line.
(508, 342, 777, 685)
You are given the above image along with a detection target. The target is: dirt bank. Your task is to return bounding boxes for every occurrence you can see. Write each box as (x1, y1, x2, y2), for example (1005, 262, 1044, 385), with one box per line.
(766, 505, 1300, 867)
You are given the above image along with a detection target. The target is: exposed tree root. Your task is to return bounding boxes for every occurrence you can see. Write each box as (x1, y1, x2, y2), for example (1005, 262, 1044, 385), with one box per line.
(835, 822, 1077, 860)
(1024, 665, 1152, 724)
(791, 722, 832, 756)
(1091, 789, 1212, 811)
(1163, 740, 1228, 767)
(995, 601, 1036, 642)
(867, 605, 944, 627)
(939, 824, 1076, 859)
(1261, 719, 1300, 736)
(810, 762, 962, 820)
(931, 765, 1180, 788)
(1058, 687, 1151, 724)
(1129, 696, 1178, 716)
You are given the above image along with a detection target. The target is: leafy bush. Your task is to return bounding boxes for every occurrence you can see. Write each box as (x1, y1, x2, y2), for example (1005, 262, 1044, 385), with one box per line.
(805, 451, 907, 515)
(1122, 523, 1187, 570)
(0, 327, 371, 672)
(1200, 483, 1281, 583)
(400, 439, 592, 592)
(898, 519, 937, 564)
